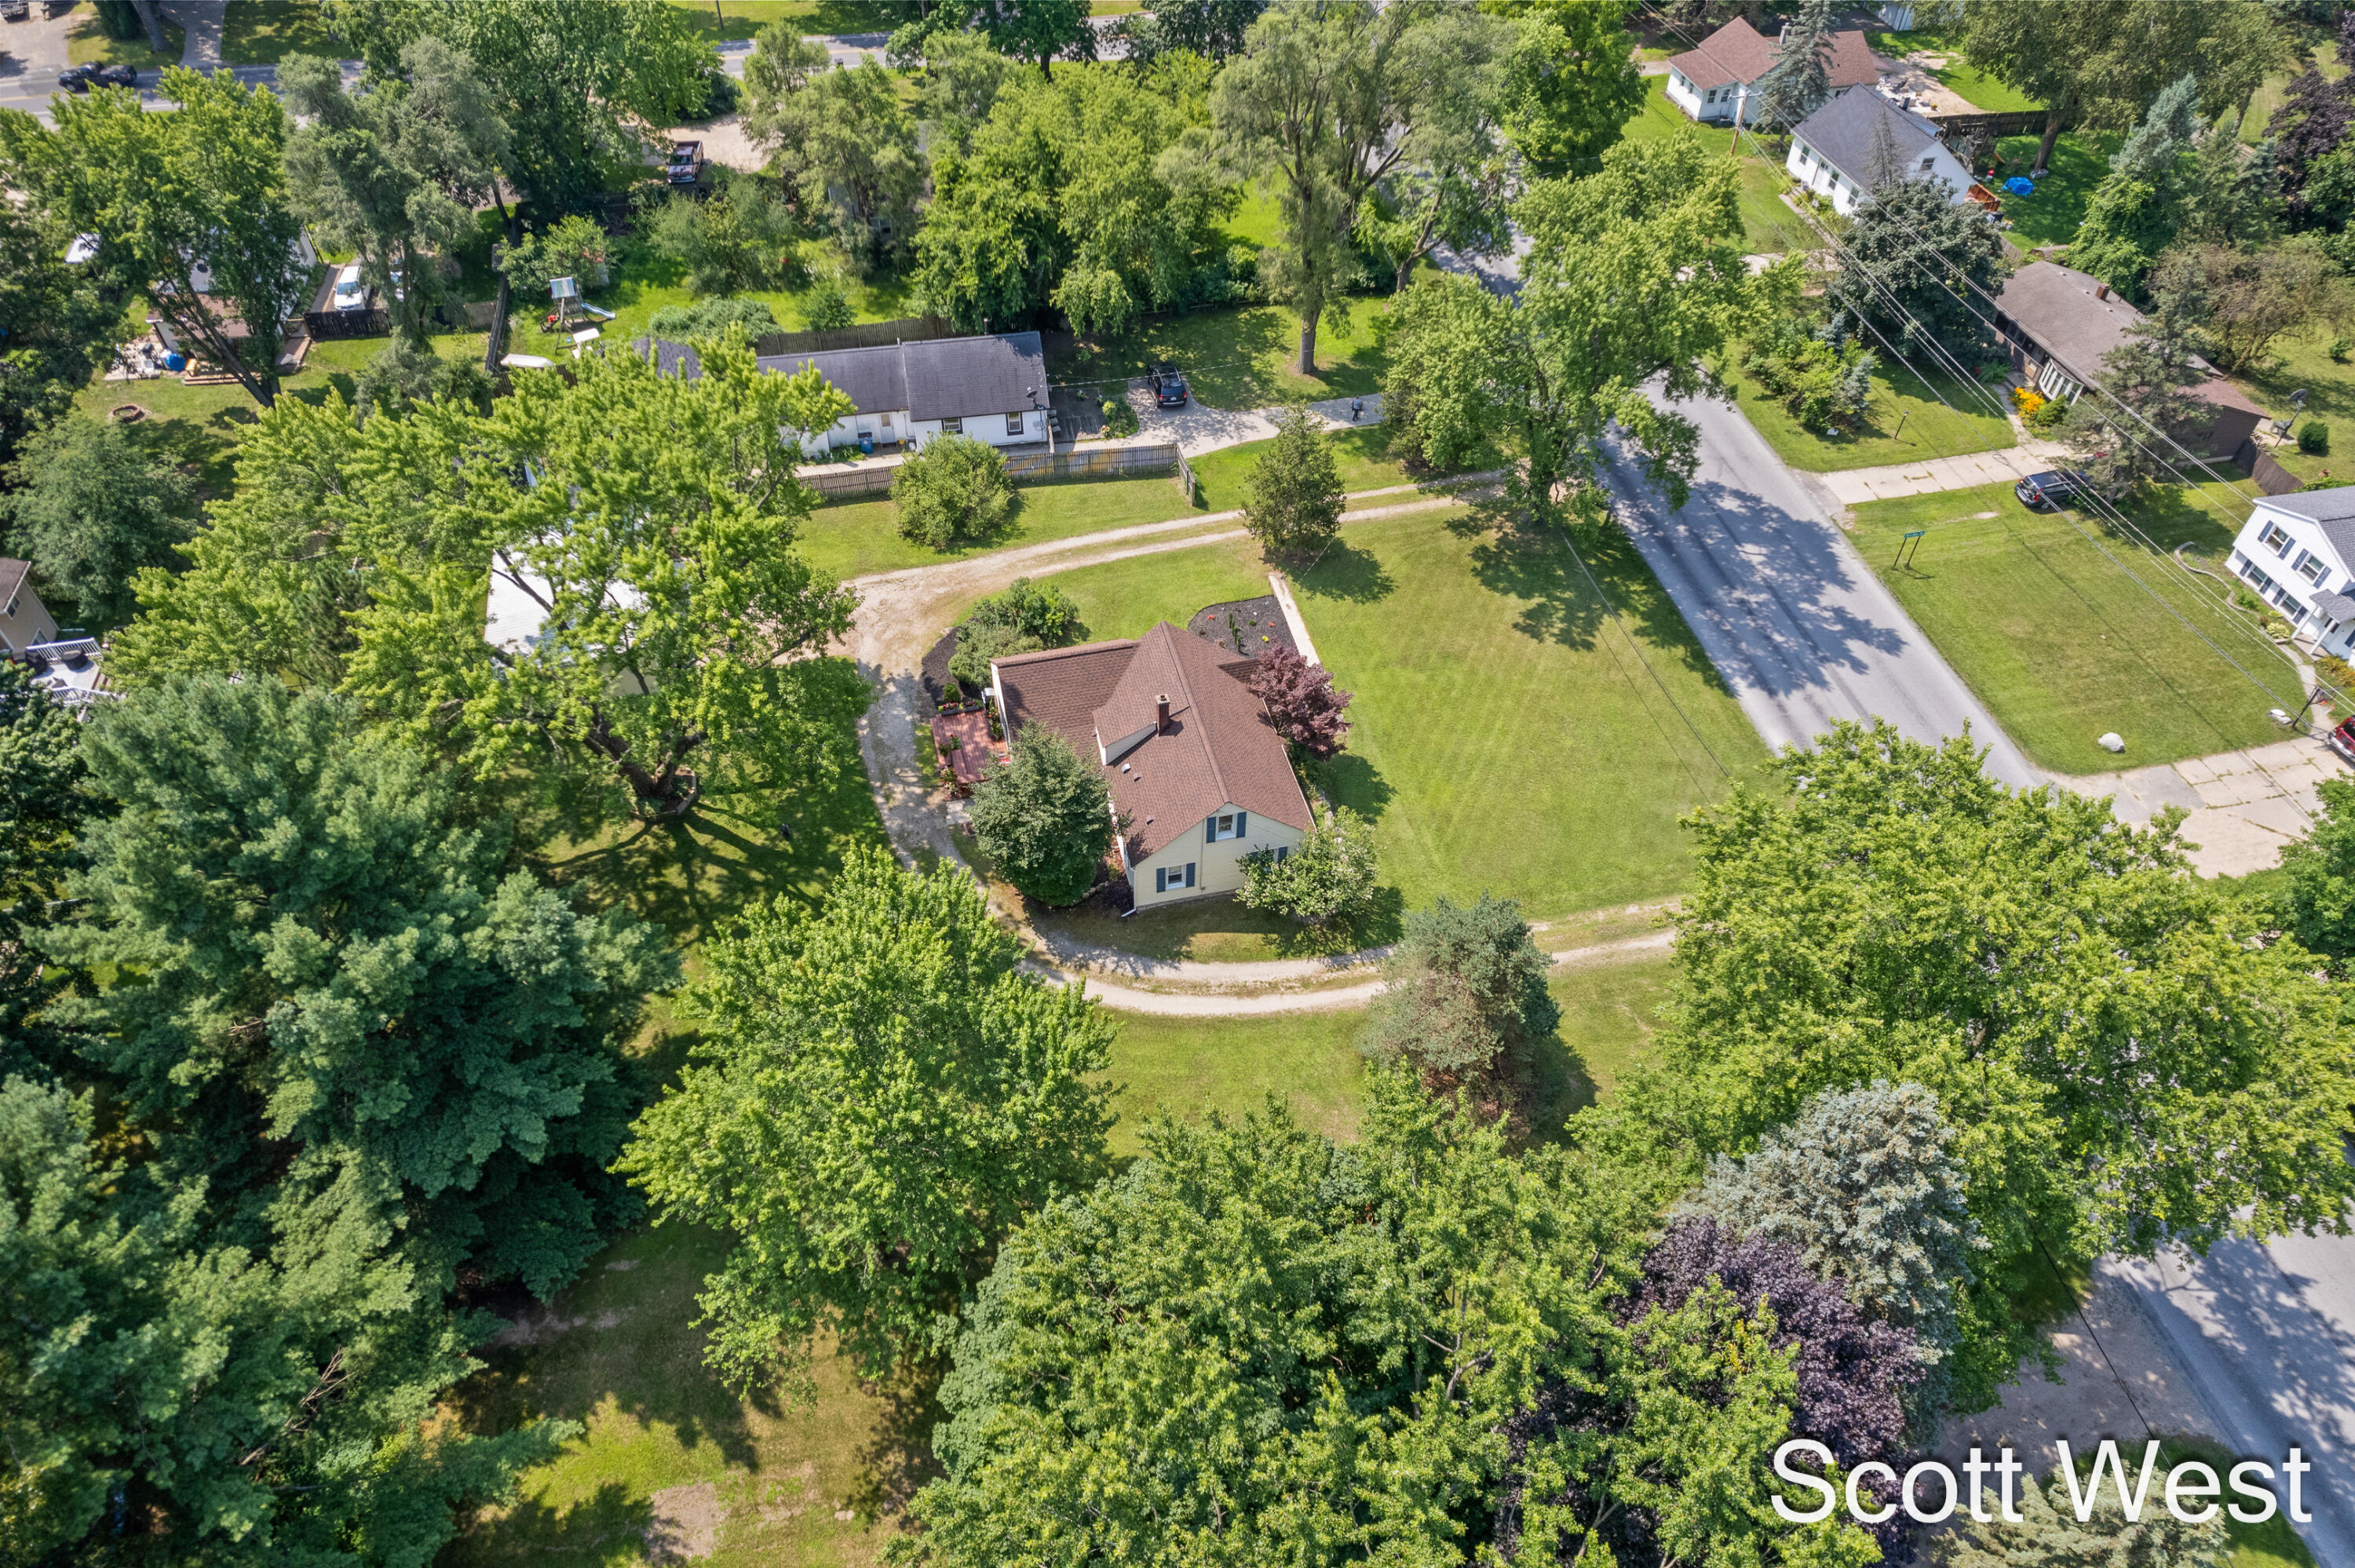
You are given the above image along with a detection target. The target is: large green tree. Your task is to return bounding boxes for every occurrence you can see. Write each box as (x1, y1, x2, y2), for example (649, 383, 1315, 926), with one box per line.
(2, 70, 312, 409)
(3, 413, 191, 629)
(938, 0, 1097, 79)
(1580, 720, 2355, 1413)
(622, 848, 1116, 1395)
(1383, 133, 1775, 532)
(1950, 0, 2283, 175)
(1484, 0, 1645, 179)
(1214, 0, 1422, 373)
(278, 40, 513, 345)
(1356, 7, 1515, 292)
(2067, 72, 2201, 303)
(916, 61, 1235, 335)
(13, 676, 667, 1560)
(1361, 892, 1560, 1082)
(900, 1074, 1885, 1566)
(1831, 165, 2005, 363)
(0, 173, 120, 469)
(969, 726, 1115, 906)
(0, 659, 86, 1077)
(1241, 404, 1345, 553)
(745, 38, 926, 266)
(323, 0, 716, 213)
(121, 341, 869, 819)
(1751, 0, 1833, 130)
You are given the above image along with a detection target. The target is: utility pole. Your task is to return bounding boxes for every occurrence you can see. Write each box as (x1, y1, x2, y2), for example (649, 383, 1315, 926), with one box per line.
(1730, 83, 1747, 155)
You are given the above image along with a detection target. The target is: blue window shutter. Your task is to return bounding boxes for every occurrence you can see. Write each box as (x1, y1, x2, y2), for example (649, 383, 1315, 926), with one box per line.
(1207, 815, 1218, 841)
(1185, 862, 1196, 888)
(1155, 866, 1167, 893)
(1235, 811, 1247, 836)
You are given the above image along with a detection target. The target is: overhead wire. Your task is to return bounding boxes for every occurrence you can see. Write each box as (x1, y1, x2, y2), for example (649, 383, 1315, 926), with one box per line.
(1637, 2, 2322, 810)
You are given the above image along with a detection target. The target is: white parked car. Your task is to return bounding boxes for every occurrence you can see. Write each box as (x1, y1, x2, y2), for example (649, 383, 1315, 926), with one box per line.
(330, 262, 371, 312)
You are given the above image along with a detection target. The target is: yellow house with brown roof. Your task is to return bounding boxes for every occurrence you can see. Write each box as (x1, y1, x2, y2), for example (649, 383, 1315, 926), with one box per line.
(991, 621, 1313, 906)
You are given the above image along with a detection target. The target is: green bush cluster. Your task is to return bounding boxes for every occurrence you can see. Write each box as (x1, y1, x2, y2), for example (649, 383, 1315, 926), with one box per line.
(2301, 419, 2331, 455)
(1741, 319, 1878, 435)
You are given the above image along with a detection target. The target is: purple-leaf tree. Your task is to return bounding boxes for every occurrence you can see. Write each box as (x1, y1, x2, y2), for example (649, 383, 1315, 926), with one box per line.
(1247, 644, 1353, 759)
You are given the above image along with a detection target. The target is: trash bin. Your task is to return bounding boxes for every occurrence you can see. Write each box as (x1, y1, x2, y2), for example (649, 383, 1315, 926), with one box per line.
(860, 434, 874, 455)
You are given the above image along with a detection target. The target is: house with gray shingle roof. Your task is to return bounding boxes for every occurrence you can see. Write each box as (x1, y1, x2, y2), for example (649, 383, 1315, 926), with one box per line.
(637, 330, 1049, 457)
(1785, 86, 1973, 216)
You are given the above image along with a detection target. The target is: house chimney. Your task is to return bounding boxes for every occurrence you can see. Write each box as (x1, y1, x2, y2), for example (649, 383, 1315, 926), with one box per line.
(1156, 694, 1170, 732)
(2095, 282, 2111, 301)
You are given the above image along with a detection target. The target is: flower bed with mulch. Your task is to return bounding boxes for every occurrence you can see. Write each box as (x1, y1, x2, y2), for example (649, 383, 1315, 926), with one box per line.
(1185, 595, 1294, 662)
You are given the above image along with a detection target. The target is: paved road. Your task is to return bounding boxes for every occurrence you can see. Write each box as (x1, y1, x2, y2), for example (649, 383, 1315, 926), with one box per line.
(1599, 387, 2043, 789)
(2115, 1238, 2355, 1566)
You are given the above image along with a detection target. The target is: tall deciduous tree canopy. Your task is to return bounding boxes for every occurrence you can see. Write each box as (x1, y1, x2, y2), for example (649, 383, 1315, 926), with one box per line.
(1581, 720, 2355, 1415)
(903, 1074, 1889, 1566)
(0, 174, 119, 469)
(745, 38, 926, 266)
(2, 70, 312, 409)
(1951, 0, 2280, 176)
(2067, 72, 2202, 301)
(917, 61, 1234, 335)
(9, 676, 667, 1562)
(119, 342, 869, 819)
(1486, 0, 1645, 179)
(622, 849, 1115, 1394)
(1356, 8, 1514, 292)
(1214, 0, 1421, 372)
(279, 40, 513, 345)
(324, 0, 716, 213)
(1384, 134, 1773, 532)
(937, 0, 1097, 78)
(3, 412, 191, 629)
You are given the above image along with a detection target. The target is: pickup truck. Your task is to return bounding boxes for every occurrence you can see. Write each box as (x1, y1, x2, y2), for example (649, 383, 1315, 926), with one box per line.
(666, 141, 703, 186)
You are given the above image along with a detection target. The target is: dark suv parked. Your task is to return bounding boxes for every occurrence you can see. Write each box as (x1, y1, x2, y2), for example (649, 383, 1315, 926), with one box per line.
(1149, 362, 1189, 408)
(59, 62, 137, 92)
(2014, 469, 2090, 510)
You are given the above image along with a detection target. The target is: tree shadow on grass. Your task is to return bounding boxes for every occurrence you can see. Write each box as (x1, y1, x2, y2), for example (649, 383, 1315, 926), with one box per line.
(1309, 752, 1393, 824)
(846, 1366, 947, 1524)
(1513, 1030, 1597, 1149)
(454, 1479, 652, 1568)
(1292, 538, 1395, 604)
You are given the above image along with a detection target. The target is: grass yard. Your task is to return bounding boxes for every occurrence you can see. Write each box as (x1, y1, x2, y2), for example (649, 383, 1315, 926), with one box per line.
(2236, 325, 2348, 485)
(797, 472, 1205, 580)
(1619, 78, 1820, 256)
(445, 1225, 911, 1568)
(1188, 421, 1496, 510)
(1619, 72, 1689, 145)
(1050, 297, 1392, 412)
(219, 0, 338, 64)
(592, 236, 921, 351)
(1850, 480, 2303, 776)
(1727, 359, 2015, 472)
(1990, 130, 2118, 250)
(64, 1, 184, 66)
(1104, 1009, 1370, 1152)
(1008, 505, 1767, 923)
(666, 0, 921, 41)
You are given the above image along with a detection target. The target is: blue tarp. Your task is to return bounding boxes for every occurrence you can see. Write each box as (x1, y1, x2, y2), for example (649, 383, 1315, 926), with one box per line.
(2003, 176, 2036, 195)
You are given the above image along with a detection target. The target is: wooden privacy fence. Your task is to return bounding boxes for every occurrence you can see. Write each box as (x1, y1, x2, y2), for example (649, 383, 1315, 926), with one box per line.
(798, 441, 1185, 501)
(2236, 438, 2304, 498)
(302, 299, 500, 341)
(1927, 109, 2052, 147)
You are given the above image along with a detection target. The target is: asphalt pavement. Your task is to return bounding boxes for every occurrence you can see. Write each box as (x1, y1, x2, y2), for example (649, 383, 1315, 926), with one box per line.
(1598, 385, 2044, 789)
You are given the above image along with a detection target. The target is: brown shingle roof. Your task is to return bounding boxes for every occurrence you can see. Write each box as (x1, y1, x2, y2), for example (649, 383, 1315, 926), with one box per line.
(1667, 18, 1880, 93)
(993, 622, 1313, 861)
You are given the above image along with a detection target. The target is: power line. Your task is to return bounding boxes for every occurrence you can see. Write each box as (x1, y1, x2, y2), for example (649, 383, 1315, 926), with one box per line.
(1637, 3, 2320, 809)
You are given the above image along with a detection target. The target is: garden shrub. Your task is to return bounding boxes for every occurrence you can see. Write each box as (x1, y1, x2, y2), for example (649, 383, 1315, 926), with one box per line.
(803, 275, 855, 331)
(2010, 386, 2044, 419)
(2302, 420, 2331, 455)
(501, 213, 612, 298)
(969, 728, 1114, 906)
(2319, 654, 2355, 695)
(1742, 318, 1876, 435)
(948, 578, 1081, 690)
(648, 296, 779, 341)
(1239, 808, 1378, 927)
(893, 434, 1013, 549)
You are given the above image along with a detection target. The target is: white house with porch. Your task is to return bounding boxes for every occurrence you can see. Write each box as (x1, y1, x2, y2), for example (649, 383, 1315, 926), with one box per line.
(2228, 487, 2355, 658)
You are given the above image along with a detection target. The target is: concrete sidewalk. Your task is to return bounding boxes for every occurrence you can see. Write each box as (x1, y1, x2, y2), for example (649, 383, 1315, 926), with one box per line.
(2051, 735, 2350, 878)
(1818, 437, 2072, 506)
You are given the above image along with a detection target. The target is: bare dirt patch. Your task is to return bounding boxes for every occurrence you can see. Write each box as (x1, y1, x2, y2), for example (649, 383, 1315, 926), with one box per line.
(644, 1481, 725, 1564)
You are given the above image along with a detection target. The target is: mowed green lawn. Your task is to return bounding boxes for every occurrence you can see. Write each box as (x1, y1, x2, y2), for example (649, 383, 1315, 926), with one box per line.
(1851, 481, 2302, 775)
(1013, 505, 1767, 921)
(798, 472, 1205, 579)
(1726, 359, 2016, 471)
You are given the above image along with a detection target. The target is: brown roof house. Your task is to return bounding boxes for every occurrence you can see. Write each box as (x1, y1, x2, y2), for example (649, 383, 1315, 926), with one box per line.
(1663, 16, 1880, 124)
(991, 621, 1314, 907)
(1992, 261, 2266, 460)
